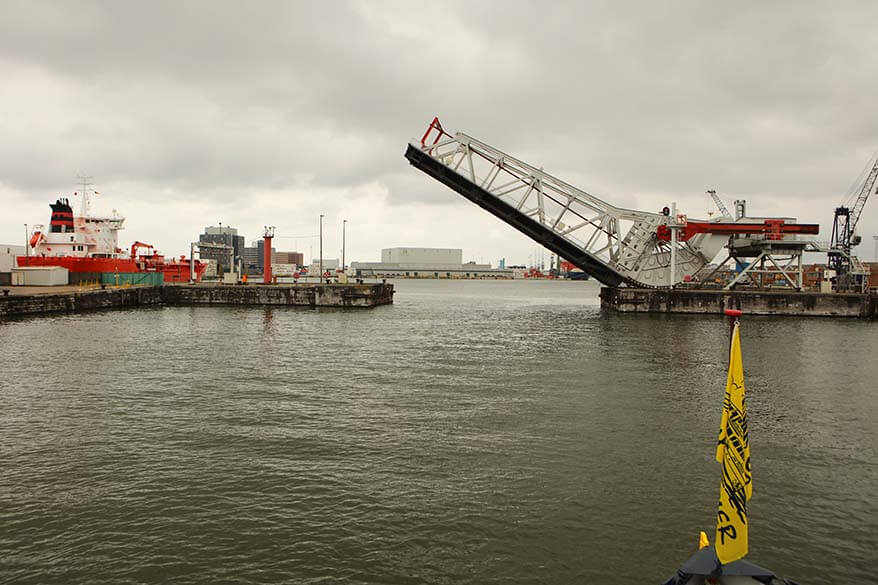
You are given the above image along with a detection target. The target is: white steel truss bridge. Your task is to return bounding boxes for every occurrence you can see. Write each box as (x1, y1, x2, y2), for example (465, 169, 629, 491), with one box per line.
(405, 118, 728, 288)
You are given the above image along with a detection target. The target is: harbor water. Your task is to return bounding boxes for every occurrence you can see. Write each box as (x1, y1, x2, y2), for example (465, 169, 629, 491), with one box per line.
(1, 279, 876, 584)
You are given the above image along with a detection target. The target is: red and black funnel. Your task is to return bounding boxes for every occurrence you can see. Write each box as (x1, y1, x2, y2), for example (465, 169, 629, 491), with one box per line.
(49, 198, 74, 233)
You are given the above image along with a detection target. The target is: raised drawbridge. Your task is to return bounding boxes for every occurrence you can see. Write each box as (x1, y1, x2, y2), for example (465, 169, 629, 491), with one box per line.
(405, 118, 818, 288)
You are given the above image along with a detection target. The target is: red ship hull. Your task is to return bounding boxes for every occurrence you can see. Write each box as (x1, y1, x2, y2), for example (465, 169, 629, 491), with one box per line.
(16, 256, 206, 283)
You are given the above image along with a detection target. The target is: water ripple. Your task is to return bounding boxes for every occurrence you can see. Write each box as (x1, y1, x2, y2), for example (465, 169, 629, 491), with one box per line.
(1, 280, 875, 584)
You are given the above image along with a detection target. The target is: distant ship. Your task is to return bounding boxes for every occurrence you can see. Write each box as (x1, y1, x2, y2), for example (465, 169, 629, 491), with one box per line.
(17, 188, 205, 283)
(565, 270, 590, 280)
(560, 260, 590, 280)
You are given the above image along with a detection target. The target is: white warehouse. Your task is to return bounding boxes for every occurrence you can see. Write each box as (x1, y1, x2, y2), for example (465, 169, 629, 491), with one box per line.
(352, 247, 512, 279)
(381, 247, 462, 265)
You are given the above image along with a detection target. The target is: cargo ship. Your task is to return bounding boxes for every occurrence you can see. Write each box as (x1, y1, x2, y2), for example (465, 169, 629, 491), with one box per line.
(17, 189, 206, 283)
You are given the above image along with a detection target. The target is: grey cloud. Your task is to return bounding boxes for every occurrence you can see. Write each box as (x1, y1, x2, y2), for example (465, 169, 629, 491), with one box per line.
(2, 1, 878, 261)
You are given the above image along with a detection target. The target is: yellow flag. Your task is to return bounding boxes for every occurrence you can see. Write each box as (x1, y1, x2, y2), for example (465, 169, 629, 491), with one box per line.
(715, 321, 751, 564)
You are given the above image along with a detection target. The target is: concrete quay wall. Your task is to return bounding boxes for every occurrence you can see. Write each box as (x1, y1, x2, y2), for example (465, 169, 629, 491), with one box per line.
(0, 283, 394, 318)
(162, 283, 394, 308)
(0, 287, 164, 318)
(600, 287, 878, 318)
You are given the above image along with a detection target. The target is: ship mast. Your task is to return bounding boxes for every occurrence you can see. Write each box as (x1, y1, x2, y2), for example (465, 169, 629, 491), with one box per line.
(76, 174, 94, 218)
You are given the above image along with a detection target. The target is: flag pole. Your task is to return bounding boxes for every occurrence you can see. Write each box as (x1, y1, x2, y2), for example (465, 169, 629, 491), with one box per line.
(724, 308, 742, 353)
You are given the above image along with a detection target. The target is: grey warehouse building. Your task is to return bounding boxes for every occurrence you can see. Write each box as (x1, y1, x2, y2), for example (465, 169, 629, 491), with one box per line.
(351, 247, 512, 279)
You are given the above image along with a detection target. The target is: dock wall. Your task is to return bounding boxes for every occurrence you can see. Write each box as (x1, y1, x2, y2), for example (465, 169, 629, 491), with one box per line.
(161, 283, 394, 308)
(0, 283, 394, 319)
(0, 287, 164, 318)
(600, 287, 878, 319)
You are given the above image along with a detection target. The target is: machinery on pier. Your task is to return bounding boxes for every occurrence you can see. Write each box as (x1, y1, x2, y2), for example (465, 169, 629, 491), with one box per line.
(697, 199, 820, 290)
(405, 118, 818, 289)
(827, 154, 877, 292)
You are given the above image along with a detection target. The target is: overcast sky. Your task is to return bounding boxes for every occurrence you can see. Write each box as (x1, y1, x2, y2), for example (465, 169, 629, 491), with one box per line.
(3, 1, 878, 265)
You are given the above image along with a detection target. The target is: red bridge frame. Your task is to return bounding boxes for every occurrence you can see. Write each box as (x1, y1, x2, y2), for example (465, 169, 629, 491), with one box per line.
(656, 220, 819, 242)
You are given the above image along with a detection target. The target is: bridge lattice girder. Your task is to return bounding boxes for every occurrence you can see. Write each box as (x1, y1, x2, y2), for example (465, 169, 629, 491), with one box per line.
(405, 120, 726, 288)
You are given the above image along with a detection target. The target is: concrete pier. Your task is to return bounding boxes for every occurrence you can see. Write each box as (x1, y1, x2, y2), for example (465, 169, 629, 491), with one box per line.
(0, 286, 164, 318)
(600, 287, 878, 318)
(162, 283, 394, 308)
(0, 282, 394, 319)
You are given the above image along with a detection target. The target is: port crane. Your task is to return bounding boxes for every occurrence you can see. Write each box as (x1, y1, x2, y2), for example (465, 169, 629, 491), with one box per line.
(827, 154, 877, 291)
(130, 241, 156, 258)
(405, 118, 818, 288)
(707, 189, 732, 218)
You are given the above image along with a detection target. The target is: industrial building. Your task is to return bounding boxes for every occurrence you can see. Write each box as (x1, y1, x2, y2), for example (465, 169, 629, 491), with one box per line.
(239, 241, 277, 275)
(240, 244, 301, 276)
(242, 245, 259, 274)
(381, 247, 462, 265)
(275, 251, 304, 266)
(351, 247, 513, 279)
(797, 262, 876, 292)
(309, 258, 340, 275)
(199, 226, 245, 275)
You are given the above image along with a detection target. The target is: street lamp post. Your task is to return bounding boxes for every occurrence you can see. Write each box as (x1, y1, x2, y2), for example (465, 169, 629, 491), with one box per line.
(218, 221, 223, 276)
(319, 214, 324, 281)
(342, 219, 347, 273)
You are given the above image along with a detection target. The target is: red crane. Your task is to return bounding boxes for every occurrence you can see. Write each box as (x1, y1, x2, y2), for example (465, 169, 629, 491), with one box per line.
(130, 241, 156, 258)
